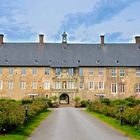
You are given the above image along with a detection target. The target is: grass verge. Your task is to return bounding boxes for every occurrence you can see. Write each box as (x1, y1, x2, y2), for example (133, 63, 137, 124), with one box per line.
(85, 110, 140, 140)
(0, 110, 51, 140)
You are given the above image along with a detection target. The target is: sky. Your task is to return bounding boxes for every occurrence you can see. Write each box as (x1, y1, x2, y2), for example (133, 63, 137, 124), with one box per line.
(0, 0, 140, 43)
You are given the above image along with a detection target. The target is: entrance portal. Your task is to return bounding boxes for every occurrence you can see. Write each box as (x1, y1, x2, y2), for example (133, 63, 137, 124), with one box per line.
(59, 94, 69, 104)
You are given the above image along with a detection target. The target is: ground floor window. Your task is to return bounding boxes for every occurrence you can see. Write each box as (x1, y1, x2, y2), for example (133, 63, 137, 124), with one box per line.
(111, 83, 117, 93)
(119, 83, 125, 93)
(89, 81, 94, 90)
(135, 83, 140, 93)
(98, 82, 104, 90)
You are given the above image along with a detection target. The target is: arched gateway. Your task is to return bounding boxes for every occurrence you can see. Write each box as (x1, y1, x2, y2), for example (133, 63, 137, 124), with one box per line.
(59, 94, 69, 104)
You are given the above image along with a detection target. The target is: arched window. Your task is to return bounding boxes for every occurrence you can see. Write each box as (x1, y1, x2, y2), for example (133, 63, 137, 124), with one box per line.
(135, 83, 140, 93)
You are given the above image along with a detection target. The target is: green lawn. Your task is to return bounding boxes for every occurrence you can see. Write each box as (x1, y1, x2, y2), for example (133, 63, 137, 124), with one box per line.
(85, 110, 140, 140)
(0, 110, 51, 140)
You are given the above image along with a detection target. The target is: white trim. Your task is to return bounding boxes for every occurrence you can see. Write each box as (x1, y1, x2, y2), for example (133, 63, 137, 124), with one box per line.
(111, 83, 118, 94)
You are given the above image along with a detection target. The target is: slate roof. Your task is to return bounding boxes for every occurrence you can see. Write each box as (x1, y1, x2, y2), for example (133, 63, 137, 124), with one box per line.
(0, 43, 140, 67)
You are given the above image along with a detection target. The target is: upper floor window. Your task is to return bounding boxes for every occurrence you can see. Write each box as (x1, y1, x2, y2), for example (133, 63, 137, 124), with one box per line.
(111, 68, 117, 77)
(45, 68, 50, 75)
(80, 81, 84, 89)
(136, 68, 140, 77)
(9, 67, 14, 75)
(89, 81, 94, 90)
(21, 68, 26, 76)
(0, 68, 3, 75)
(8, 81, 14, 89)
(68, 68, 74, 76)
(20, 81, 26, 90)
(120, 68, 125, 77)
(32, 81, 37, 89)
(79, 68, 83, 76)
(0, 80, 3, 89)
(111, 83, 117, 93)
(32, 68, 37, 75)
(135, 83, 140, 93)
(56, 68, 61, 76)
(89, 68, 94, 75)
(44, 81, 50, 89)
(98, 68, 103, 76)
(98, 82, 104, 90)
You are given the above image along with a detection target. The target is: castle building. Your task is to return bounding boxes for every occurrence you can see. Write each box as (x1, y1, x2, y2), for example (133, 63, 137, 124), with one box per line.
(0, 32, 140, 103)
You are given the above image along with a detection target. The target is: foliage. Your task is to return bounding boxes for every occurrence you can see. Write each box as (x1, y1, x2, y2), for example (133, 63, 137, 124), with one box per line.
(74, 97, 81, 107)
(80, 100, 88, 107)
(87, 97, 140, 130)
(0, 98, 48, 133)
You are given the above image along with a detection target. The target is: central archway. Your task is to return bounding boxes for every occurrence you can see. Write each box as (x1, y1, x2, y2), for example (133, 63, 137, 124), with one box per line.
(59, 94, 69, 104)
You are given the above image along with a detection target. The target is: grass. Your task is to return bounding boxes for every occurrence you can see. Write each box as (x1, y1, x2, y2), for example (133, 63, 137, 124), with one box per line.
(85, 110, 140, 140)
(0, 110, 51, 140)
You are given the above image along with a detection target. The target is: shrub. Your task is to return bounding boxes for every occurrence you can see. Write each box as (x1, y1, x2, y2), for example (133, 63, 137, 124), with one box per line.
(80, 100, 88, 107)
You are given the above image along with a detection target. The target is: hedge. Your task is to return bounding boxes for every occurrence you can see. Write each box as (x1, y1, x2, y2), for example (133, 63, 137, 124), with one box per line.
(0, 98, 48, 133)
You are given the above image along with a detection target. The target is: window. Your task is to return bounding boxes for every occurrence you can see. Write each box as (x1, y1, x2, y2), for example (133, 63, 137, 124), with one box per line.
(0, 80, 3, 89)
(56, 68, 61, 76)
(20, 81, 26, 90)
(45, 68, 50, 75)
(21, 68, 26, 76)
(111, 83, 117, 93)
(89, 68, 94, 75)
(89, 81, 94, 90)
(8, 81, 14, 89)
(120, 84, 125, 93)
(98, 82, 104, 90)
(98, 68, 103, 76)
(44, 81, 50, 89)
(0, 68, 2, 75)
(79, 68, 83, 76)
(55, 81, 62, 89)
(32, 81, 37, 89)
(32, 68, 37, 75)
(80, 81, 84, 89)
(135, 83, 140, 93)
(67, 81, 74, 89)
(68, 68, 74, 76)
(136, 68, 140, 77)
(9, 67, 14, 75)
(111, 68, 117, 77)
(120, 68, 125, 77)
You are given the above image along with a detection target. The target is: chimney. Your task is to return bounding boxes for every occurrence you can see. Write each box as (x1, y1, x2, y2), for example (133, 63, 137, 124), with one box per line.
(39, 34, 44, 44)
(135, 36, 140, 44)
(0, 34, 4, 45)
(100, 35, 105, 45)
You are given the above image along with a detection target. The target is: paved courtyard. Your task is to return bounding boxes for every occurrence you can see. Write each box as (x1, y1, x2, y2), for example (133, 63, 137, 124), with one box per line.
(29, 107, 130, 140)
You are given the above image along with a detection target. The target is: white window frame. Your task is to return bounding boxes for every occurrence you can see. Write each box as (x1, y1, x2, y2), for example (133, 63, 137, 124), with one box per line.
(98, 82, 104, 90)
(45, 67, 50, 75)
(80, 81, 84, 89)
(111, 83, 117, 93)
(0, 80, 3, 89)
(9, 67, 14, 75)
(120, 68, 125, 77)
(32, 68, 38, 75)
(89, 68, 94, 75)
(135, 83, 140, 93)
(98, 68, 104, 76)
(89, 81, 94, 90)
(79, 68, 84, 76)
(55, 81, 62, 89)
(68, 68, 74, 76)
(44, 81, 50, 90)
(21, 68, 26, 76)
(120, 83, 125, 93)
(8, 81, 14, 90)
(136, 68, 140, 77)
(111, 68, 117, 77)
(32, 81, 37, 89)
(67, 81, 74, 89)
(20, 81, 26, 90)
(56, 68, 61, 76)
(0, 68, 3, 75)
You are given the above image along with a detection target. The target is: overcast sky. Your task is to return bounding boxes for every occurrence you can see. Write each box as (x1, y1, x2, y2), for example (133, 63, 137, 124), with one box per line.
(0, 0, 140, 43)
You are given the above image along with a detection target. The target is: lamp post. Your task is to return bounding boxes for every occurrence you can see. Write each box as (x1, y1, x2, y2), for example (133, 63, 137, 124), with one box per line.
(119, 105, 124, 126)
(24, 105, 29, 125)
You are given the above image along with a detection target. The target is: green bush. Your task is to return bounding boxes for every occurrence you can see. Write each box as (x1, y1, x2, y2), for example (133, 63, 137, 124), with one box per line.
(22, 99, 33, 105)
(0, 98, 48, 133)
(80, 100, 88, 107)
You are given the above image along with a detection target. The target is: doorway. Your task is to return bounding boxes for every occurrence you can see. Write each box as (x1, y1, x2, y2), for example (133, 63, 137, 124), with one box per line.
(59, 94, 69, 104)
